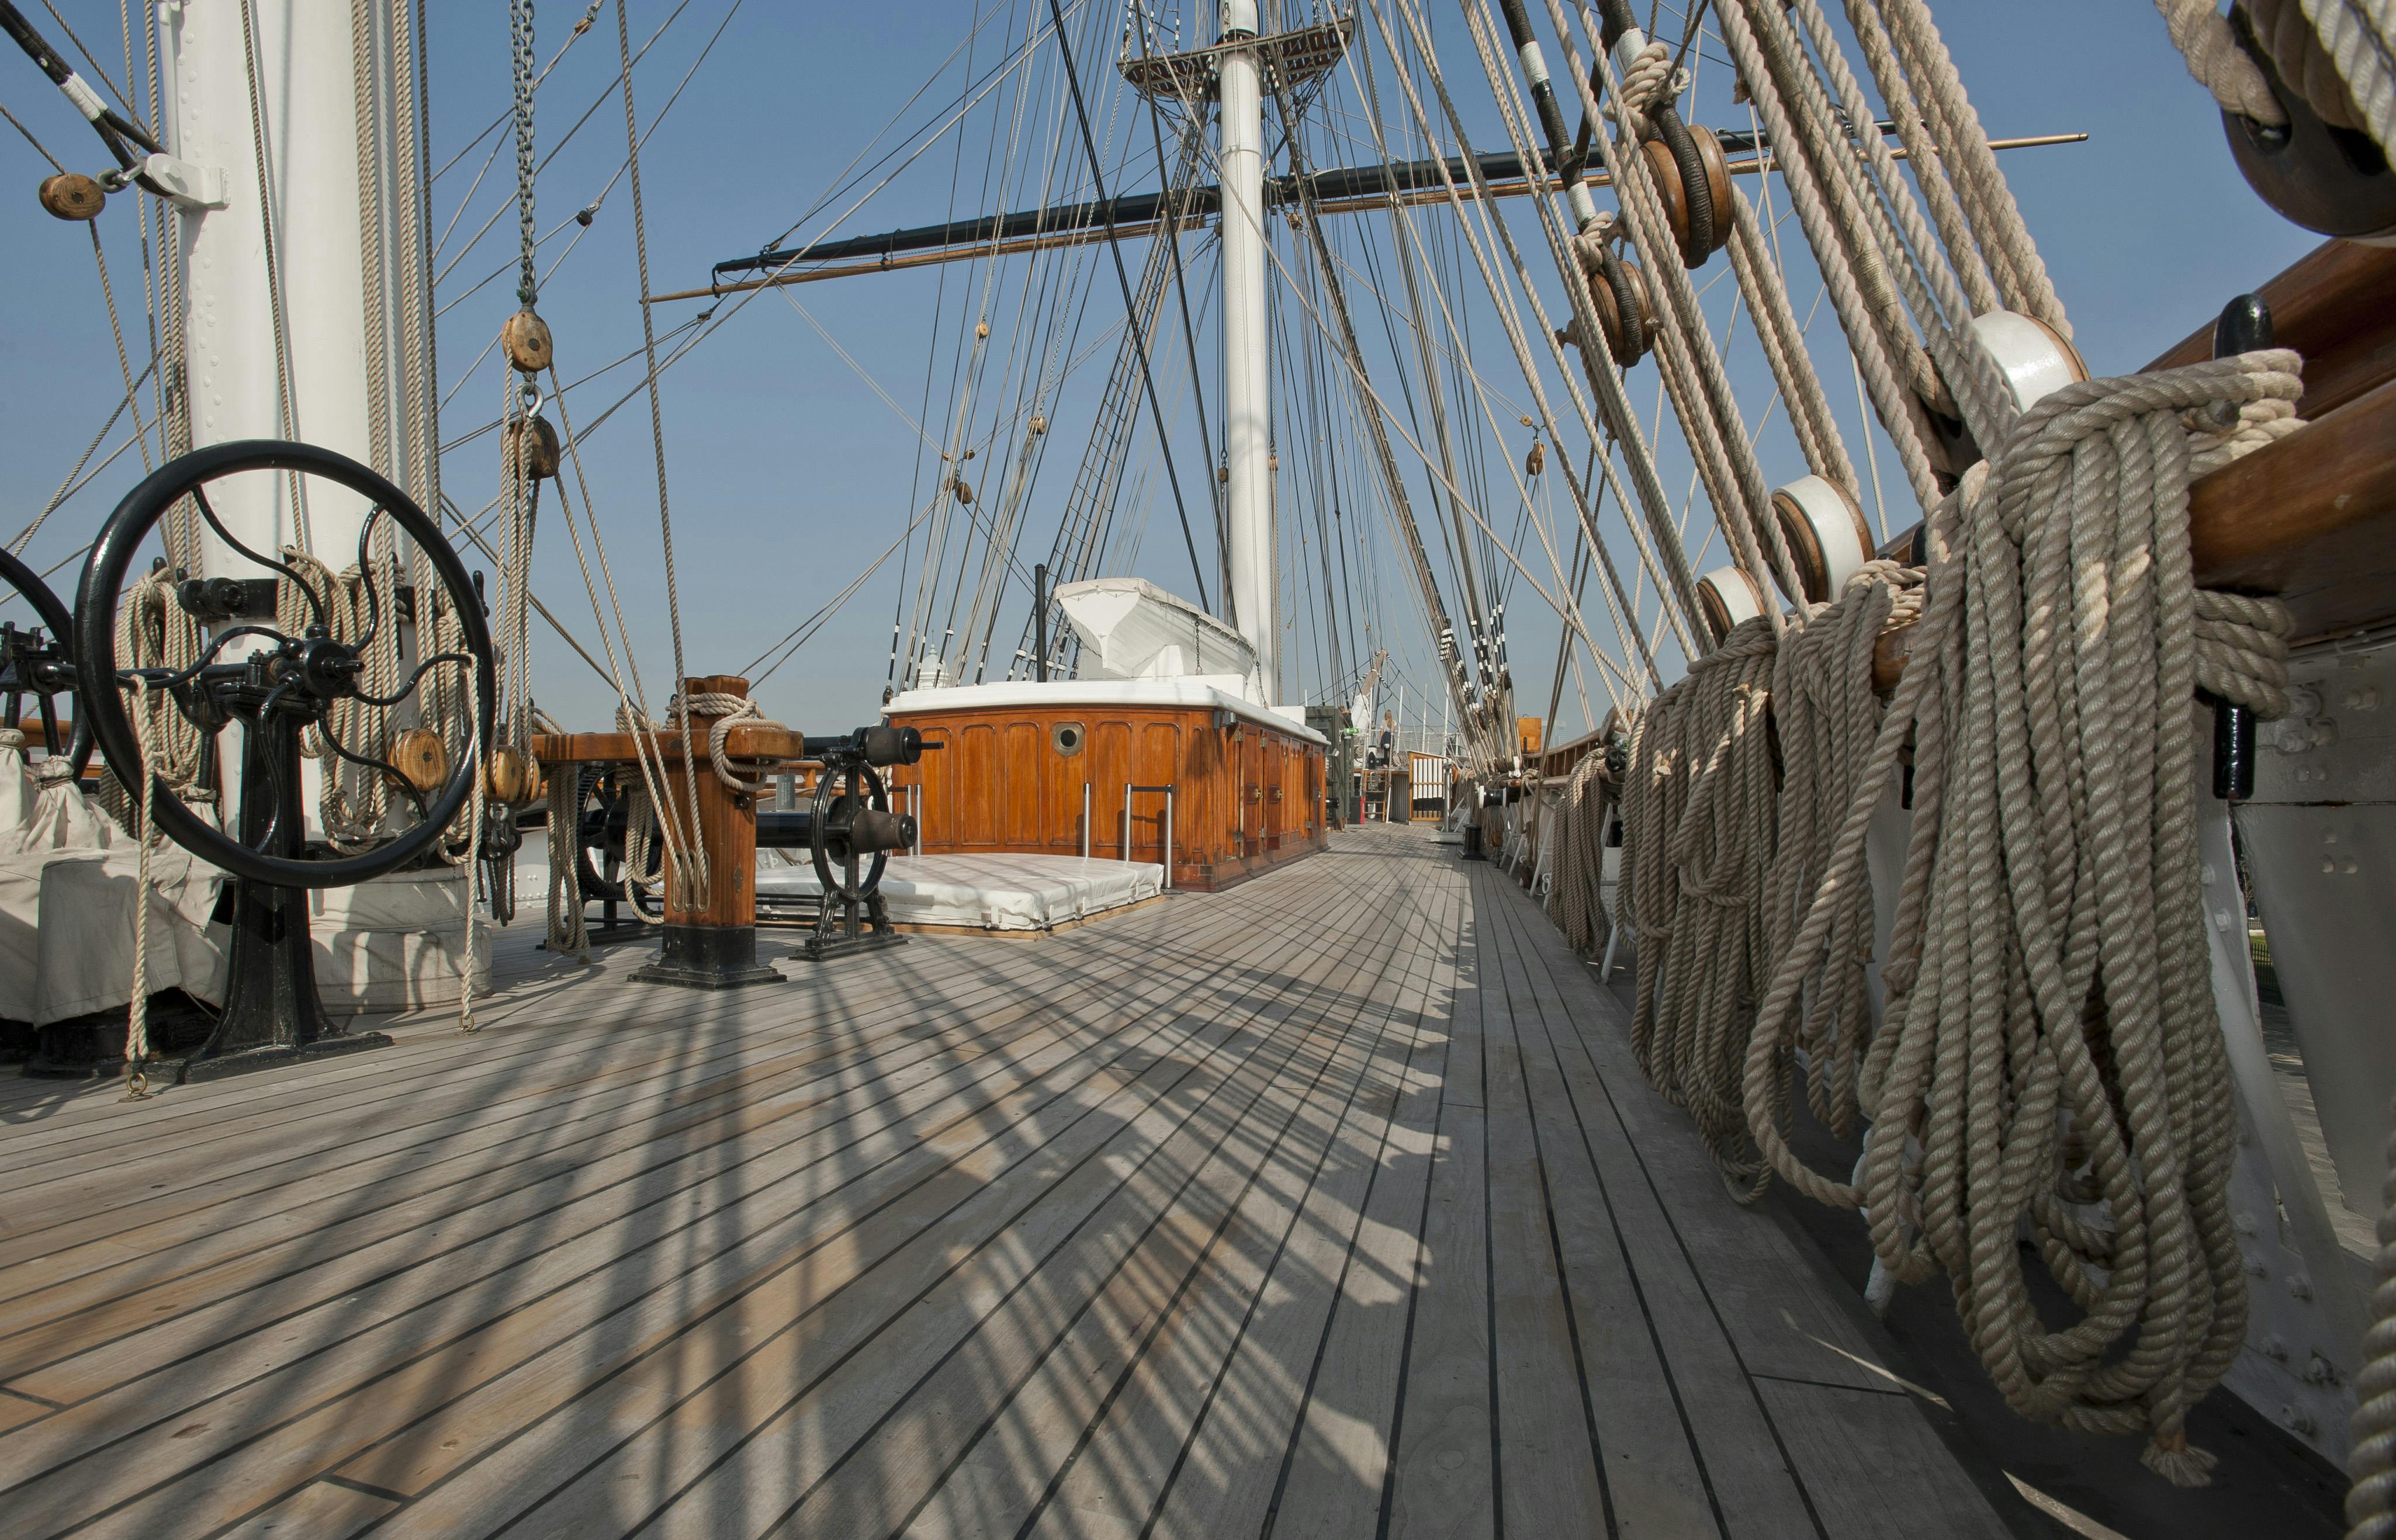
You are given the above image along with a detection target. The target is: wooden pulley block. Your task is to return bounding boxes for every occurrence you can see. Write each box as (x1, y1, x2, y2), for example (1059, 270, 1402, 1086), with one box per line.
(1919, 310, 2090, 479)
(1525, 440, 1546, 477)
(1639, 123, 1732, 267)
(503, 414, 560, 479)
(502, 309, 553, 374)
(2221, 5, 2396, 242)
(1967, 310, 2088, 413)
(484, 746, 543, 807)
(1587, 252, 1653, 366)
(38, 172, 105, 221)
(954, 477, 975, 505)
(1768, 474, 1875, 606)
(387, 727, 449, 795)
(1694, 563, 1768, 643)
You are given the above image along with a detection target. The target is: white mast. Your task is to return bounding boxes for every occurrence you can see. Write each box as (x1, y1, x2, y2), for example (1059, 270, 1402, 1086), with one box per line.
(1217, 0, 1275, 705)
(161, 0, 397, 568)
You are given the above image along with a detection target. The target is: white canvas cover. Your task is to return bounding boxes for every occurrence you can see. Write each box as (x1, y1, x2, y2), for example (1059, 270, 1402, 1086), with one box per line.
(30, 850, 228, 1025)
(1052, 577, 1256, 684)
(0, 736, 231, 1024)
(756, 850, 1161, 931)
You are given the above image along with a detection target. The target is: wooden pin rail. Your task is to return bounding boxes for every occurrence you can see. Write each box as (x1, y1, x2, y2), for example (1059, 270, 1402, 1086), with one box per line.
(1869, 241, 2396, 690)
(531, 677, 798, 988)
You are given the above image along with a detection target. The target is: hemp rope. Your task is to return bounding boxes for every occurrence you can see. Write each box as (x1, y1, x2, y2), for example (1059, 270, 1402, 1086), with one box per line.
(2156, 0, 2293, 123)
(1622, 615, 1782, 1199)
(1736, 353, 2302, 1482)
(458, 667, 484, 1034)
(669, 689, 789, 799)
(2353, 1091, 2396, 1536)
(1763, 560, 1924, 1140)
(1431, 0, 1708, 657)
(1549, 743, 1618, 956)
(2224, 0, 2396, 168)
(1545, 0, 1803, 621)
(95, 567, 210, 828)
(1766, 0, 2027, 445)
(2278, 0, 2395, 155)
(543, 758, 590, 960)
(120, 675, 166, 1101)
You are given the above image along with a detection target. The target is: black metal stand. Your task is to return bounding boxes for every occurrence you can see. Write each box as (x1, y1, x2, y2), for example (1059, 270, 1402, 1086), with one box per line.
(629, 922, 784, 988)
(799, 886, 904, 963)
(172, 714, 388, 1083)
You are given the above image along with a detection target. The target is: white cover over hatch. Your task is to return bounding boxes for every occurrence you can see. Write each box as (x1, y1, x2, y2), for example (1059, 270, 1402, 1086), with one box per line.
(1053, 577, 1255, 684)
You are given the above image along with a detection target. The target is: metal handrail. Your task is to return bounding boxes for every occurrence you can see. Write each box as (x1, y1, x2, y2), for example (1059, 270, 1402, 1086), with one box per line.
(1122, 783, 1175, 890)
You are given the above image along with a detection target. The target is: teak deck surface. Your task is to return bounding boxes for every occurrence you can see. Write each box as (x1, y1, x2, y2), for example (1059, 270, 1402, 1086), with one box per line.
(0, 825, 2016, 1539)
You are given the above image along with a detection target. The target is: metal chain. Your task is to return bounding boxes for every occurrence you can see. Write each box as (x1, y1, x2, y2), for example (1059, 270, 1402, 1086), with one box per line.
(511, 0, 538, 307)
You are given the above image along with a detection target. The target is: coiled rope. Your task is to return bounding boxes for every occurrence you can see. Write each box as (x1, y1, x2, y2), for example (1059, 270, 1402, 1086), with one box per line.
(1549, 741, 1618, 957)
(1738, 353, 2303, 1483)
(1764, 560, 1925, 1142)
(671, 689, 789, 798)
(1621, 615, 1782, 1199)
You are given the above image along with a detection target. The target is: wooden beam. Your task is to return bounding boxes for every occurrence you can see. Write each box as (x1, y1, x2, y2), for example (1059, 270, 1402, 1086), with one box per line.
(2142, 239, 2396, 420)
(1872, 378, 2396, 689)
(647, 134, 2087, 304)
(532, 722, 814, 766)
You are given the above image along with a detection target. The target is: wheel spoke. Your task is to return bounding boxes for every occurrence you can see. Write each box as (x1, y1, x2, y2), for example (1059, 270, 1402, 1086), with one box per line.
(190, 484, 329, 632)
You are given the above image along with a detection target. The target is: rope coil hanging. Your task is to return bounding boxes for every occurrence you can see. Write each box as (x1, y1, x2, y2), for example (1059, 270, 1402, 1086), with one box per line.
(1737, 352, 2304, 1483)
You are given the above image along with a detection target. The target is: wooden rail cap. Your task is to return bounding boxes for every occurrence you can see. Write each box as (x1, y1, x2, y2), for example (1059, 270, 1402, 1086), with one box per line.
(531, 723, 815, 766)
(1871, 376, 2396, 690)
(2142, 239, 2396, 421)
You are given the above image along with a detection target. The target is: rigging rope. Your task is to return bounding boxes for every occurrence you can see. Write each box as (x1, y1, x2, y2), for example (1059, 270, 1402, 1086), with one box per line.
(615, 0, 710, 906)
(1739, 353, 2301, 1482)
(2155, 0, 2291, 123)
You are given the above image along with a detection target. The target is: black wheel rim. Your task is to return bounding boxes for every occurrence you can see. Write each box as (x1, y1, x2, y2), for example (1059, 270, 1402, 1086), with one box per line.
(74, 439, 497, 889)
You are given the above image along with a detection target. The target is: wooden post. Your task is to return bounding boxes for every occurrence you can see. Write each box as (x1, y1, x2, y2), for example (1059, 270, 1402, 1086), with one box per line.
(629, 675, 784, 990)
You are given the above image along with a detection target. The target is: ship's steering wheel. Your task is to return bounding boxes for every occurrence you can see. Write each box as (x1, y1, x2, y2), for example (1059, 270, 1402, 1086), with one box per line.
(75, 440, 496, 889)
(0, 546, 95, 781)
(810, 757, 894, 906)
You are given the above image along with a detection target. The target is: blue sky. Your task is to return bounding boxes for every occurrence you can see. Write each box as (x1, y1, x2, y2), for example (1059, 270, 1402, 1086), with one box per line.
(0, 1, 2321, 745)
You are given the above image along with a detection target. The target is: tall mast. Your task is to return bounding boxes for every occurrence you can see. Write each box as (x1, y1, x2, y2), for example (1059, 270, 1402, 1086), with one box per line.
(160, 0, 412, 567)
(1216, 0, 1274, 703)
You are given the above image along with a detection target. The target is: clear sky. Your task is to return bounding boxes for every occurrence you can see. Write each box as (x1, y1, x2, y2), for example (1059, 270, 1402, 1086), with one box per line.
(0, 1, 2321, 748)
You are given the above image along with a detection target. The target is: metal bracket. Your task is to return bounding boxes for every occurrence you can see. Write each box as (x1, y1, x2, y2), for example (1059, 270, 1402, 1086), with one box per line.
(139, 152, 225, 209)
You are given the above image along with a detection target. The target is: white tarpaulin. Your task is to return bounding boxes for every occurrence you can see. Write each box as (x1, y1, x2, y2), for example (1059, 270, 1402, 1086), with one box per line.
(756, 851, 1161, 931)
(0, 738, 231, 1024)
(30, 849, 228, 1025)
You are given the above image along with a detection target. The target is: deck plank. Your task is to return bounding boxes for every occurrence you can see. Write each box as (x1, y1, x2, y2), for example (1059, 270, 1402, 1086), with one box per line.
(1476, 878, 1718, 1536)
(389, 868, 1409, 1538)
(1381, 861, 1496, 1540)
(1753, 1379, 2014, 1539)
(0, 888, 1301, 1363)
(1476, 891, 1615, 1538)
(1252, 880, 1463, 1540)
(3, 883, 1363, 1536)
(0, 827, 2027, 1540)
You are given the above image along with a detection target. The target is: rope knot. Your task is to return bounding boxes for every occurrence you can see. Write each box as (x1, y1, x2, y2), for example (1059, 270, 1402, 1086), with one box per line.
(1614, 38, 1675, 120)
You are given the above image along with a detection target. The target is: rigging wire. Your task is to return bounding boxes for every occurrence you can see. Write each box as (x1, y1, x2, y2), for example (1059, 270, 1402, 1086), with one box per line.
(1044, 0, 1209, 611)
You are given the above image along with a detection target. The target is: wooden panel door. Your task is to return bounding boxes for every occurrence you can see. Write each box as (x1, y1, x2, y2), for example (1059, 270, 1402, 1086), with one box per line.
(1133, 720, 1180, 865)
(1262, 737, 1285, 848)
(1002, 720, 1041, 844)
(957, 723, 999, 845)
(1092, 719, 1132, 859)
(1238, 730, 1262, 853)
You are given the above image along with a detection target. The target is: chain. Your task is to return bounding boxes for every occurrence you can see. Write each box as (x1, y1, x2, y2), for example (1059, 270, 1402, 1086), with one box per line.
(511, 0, 538, 307)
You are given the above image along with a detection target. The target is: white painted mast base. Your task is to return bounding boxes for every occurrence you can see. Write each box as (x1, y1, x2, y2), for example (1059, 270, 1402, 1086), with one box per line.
(1217, 0, 1275, 706)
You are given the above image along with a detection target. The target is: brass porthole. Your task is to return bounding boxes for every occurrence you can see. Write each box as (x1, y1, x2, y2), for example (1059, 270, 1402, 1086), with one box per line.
(1052, 721, 1085, 757)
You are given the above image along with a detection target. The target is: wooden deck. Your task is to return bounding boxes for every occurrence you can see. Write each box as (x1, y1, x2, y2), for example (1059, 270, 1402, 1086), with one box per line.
(0, 825, 2019, 1539)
